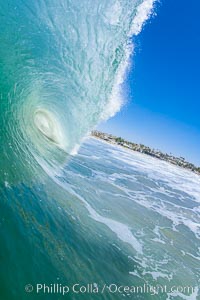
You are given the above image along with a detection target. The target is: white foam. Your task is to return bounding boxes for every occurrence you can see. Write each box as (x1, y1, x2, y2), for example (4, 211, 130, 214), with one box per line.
(130, 0, 155, 36)
(106, 143, 200, 203)
(50, 172, 143, 254)
(152, 226, 166, 244)
(88, 139, 200, 239)
(101, 0, 156, 121)
(4, 181, 10, 188)
(86, 206, 143, 254)
(166, 287, 199, 300)
(143, 270, 171, 281)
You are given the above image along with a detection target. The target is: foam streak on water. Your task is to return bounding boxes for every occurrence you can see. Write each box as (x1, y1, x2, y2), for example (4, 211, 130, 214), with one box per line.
(47, 138, 200, 299)
(1, 137, 200, 299)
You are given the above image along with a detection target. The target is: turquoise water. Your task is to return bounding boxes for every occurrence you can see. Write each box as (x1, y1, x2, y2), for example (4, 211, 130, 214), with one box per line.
(1, 0, 200, 299)
(0, 0, 154, 183)
(1, 138, 200, 299)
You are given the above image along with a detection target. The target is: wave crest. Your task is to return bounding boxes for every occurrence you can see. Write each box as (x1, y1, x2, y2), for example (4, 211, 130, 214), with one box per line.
(0, 0, 155, 177)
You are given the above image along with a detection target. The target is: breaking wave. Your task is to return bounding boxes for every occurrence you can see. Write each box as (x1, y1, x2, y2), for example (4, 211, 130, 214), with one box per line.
(0, 0, 155, 180)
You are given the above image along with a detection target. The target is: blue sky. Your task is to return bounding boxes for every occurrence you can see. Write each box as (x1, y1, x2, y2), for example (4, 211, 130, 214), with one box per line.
(98, 0, 200, 165)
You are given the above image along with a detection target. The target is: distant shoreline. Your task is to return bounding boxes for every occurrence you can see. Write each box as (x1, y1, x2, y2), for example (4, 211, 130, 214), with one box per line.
(91, 130, 200, 176)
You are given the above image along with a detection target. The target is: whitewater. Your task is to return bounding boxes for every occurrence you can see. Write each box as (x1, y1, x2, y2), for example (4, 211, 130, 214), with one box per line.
(1, 0, 200, 299)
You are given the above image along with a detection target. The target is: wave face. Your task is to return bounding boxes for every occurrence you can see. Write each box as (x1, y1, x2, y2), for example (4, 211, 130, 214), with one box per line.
(0, 0, 154, 180)
(0, 2, 157, 300)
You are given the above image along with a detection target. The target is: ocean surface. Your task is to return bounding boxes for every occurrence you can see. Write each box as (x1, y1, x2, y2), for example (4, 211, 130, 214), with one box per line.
(1, 0, 200, 299)
(1, 138, 200, 299)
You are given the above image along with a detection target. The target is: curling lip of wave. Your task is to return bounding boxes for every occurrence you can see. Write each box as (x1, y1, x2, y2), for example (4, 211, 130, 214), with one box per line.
(101, 0, 155, 121)
(32, 0, 155, 153)
(0, 0, 156, 174)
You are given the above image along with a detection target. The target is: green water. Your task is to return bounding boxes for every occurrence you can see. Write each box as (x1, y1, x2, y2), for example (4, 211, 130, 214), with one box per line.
(1, 139, 200, 299)
(2, 1, 198, 299)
